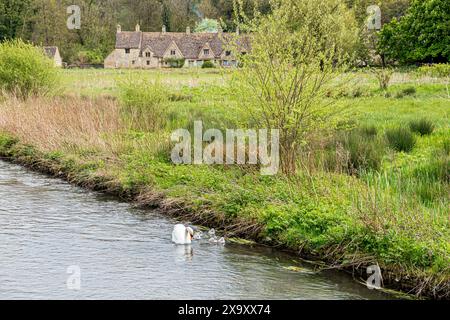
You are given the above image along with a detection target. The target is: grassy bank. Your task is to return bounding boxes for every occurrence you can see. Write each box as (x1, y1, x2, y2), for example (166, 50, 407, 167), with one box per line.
(0, 69, 449, 299)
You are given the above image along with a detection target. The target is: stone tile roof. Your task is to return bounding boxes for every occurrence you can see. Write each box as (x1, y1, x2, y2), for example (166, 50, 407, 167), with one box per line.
(115, 31, 250, 59)
(116, 31, 142, 49)
(43, 46, 58, 58)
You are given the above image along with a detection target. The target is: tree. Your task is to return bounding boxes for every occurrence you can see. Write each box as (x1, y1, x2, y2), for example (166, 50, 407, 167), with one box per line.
(378, 0, 450, 63)
(232, 0, 358, 175)
(0, 0, 31, 41)
(194, 18, 219, 32)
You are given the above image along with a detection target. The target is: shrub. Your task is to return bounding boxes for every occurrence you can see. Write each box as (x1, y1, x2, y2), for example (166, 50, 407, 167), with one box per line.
(409, 118, 435, 136)
(385, 127, 416, 152)
(119, 79, 169, 131)
(416, 64, 450, 78)
(76, 49, 104, 64)
(164, 58, 185, 68)
(0, 39, 58, 98)
(201, 60, 215, 69)
(371, 67, 393, 91)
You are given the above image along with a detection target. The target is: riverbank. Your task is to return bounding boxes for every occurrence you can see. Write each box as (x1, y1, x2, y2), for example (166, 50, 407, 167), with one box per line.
(0, 129, 448, 299)
(0, 69, 448, 299)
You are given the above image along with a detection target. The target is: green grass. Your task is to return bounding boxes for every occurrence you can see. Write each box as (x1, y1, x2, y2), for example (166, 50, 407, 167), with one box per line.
(1, 68, 449, 298)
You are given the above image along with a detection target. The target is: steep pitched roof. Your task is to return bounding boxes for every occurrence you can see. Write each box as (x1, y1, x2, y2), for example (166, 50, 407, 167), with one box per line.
(115, 31, 251, 59)
(43, 46, 58, 58)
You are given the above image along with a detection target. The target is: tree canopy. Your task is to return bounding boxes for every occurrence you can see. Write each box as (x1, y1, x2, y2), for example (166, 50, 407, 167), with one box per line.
(378, 0, 450, 63)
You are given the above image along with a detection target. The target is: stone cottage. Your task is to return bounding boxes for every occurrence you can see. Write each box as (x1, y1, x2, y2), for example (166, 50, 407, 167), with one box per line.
(43, 46, 63, 67)
(104, 24, 250, 69)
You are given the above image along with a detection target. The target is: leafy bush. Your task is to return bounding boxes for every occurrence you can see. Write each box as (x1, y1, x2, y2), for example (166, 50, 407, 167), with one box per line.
(164, 58, 185, 68)
(416, 64, 450, 78)
(194, 18, 220, 33)
(201, 60, 215, 69)
(385, 127, 416, 152)
(76, 49, 104, 64)
(409, 118, 435, 136)
(119, 79, 169, 131)
(378, 0, 449, 64)
(0, 39, 58, 98)
(372, 67, 393, 90)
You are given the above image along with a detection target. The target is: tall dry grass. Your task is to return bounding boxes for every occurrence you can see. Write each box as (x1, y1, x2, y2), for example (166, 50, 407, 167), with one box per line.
(0, 95, 120, 154)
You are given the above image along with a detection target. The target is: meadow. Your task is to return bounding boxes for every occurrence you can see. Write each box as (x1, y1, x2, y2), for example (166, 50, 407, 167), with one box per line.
(0, 67, 449, 298)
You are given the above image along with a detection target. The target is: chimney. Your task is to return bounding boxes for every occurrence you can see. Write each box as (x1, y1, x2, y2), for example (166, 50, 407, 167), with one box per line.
(162, 25, 167, 33)
(117, 24, 121, 33)
(236, 26, 240, 36)
(186, 26, 191, 34)
(135, 24, 140, 32)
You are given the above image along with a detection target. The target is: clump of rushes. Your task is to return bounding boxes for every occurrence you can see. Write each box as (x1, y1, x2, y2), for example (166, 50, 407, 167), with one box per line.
(324, 127, 384, 174)
(401, 86, 416, 96)
(385, 127, 416, 152)
(409, 118, 435, 136)
(359, 125, 378, 138)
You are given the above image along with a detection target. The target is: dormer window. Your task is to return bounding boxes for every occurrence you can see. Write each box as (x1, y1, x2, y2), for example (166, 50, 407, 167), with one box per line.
(203, 49, 210, 55)
(171, 50, 176, 56)
(225, 50, 231, 56)
(125, 48, 130, 54)
(146, 52, 151, 57)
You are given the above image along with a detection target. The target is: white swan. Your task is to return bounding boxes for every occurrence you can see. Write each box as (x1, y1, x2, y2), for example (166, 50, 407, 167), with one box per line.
(172, 224, 194, 245)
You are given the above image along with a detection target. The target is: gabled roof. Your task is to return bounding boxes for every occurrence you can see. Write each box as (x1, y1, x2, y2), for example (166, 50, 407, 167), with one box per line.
(43, 46, 58, 58)
(115, 31, 251, 59)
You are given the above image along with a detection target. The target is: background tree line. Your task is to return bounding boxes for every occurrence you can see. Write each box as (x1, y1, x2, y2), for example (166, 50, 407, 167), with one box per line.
(0, 0, 448, 64)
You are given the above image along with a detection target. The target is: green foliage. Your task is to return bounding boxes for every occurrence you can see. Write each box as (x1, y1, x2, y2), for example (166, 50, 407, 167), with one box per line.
(378, 0, 450, 64)
(164, 58, 186, 68)
(232, 0, 359, 174)
(0, 0, 31, 41)
(194, 18, 220, 33)
(201, 60, 215, 68)
(395, 86, 416, 98)
(118, 78, 169, 131)
(76, 50, 104, 65)
(416, 64, 450, 78)
(0, 39, 58, 98)
(409, 118, 435, 136)
(371, 67, 393, 90)
(385, 127, 416, 152)
(325, 128, 385, 174)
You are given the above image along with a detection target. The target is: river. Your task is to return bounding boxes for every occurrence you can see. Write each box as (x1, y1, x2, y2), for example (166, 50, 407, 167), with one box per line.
(0, 160, 390, 299)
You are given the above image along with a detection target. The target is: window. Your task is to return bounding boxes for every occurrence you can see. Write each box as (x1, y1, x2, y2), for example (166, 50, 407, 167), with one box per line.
(132, 60, 135, 65)
(145, 52, 151, 57)
(146, 61, 150, 65)
(203, 49, 210, 55)
(225, 51, 231, 56)
(170, 50, 176, 56)
(125, 48, 130, 54)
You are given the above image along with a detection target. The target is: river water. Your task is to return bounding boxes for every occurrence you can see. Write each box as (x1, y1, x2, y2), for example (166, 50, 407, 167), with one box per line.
(0, 160, 390, 300)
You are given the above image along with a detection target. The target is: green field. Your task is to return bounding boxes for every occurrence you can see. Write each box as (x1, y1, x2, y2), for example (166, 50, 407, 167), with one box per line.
(1, 68, 449, 298)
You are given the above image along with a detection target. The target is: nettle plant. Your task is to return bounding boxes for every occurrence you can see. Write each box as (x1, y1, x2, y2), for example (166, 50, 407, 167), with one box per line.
(231, 0, 358, 175)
